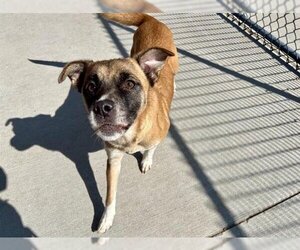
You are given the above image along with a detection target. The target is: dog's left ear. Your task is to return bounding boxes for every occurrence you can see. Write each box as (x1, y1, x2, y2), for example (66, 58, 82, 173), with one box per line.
(135, 48, 174, 85)
(58, 60, 93, 92)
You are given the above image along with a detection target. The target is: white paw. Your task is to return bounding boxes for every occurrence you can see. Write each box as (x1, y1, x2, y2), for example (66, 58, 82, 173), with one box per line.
(97, 209, 115, 234)
(141, 158, 152, 174)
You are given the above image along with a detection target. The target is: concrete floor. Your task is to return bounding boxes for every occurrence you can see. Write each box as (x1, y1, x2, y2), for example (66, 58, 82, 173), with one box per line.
(0, 0, 228, 12)
(1, 238, 300, 250)
(0, 0, 299, 12)
(1, 13, 300, 238)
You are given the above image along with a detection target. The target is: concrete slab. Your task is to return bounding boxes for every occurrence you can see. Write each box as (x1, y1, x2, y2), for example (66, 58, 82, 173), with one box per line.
(1, 0, 299, 13)
(0, 0, 101, 12)
(224, 195, 300, 237)
(0, 0, 227, 13)
(1, 238, 300, 250)
(0, 14, 119, 237)
(0, 13, 225, 237)
(148, 0, 227, 12)
(1, 13, 300, 237)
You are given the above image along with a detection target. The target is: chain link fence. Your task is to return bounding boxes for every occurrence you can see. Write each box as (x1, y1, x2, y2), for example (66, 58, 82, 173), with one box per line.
(221, 0, 300, 12)
(221, 1, 300, 72)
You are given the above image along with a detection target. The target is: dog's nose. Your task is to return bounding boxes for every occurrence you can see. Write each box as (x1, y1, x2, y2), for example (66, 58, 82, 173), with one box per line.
(94, 100, 115, 116)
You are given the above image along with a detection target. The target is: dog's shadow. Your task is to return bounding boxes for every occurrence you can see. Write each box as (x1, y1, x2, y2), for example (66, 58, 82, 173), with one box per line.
(6, 87, 105, 231)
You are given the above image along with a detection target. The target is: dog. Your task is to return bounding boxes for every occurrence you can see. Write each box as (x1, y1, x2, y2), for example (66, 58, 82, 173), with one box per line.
(58, 13, 179, 233)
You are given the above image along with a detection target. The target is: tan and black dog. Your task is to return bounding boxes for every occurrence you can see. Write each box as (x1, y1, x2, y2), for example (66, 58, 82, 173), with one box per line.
(58, 13, 179, 233)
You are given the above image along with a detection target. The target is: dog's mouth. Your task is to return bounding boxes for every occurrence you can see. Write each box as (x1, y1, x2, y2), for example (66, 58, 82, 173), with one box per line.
(96, 123, 130, 134)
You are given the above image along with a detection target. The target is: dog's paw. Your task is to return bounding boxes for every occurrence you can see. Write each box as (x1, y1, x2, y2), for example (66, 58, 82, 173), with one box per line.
(141, 158, 152, 174)
(97, 210, 115, 234)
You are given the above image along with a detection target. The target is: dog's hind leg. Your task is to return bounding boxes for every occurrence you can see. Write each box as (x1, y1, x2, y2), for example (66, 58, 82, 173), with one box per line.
(98, 148, 124, 234)
(141, 145, 157, 174)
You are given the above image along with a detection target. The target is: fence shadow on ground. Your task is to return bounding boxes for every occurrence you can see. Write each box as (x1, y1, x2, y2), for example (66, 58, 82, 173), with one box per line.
(98, 13, 300, 237)
(97, 15, 247, 237)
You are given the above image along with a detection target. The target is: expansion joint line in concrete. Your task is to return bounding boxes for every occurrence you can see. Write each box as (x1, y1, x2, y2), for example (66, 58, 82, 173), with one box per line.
(210, 190, 300, 237)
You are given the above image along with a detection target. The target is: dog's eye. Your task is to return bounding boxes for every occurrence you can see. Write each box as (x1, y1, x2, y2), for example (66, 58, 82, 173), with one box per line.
(87, 82, 97, 93)
(121, 80, 136, 91)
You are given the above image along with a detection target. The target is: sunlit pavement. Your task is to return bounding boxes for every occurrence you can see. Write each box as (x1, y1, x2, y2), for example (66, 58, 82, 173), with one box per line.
(1, 13, 300, 237)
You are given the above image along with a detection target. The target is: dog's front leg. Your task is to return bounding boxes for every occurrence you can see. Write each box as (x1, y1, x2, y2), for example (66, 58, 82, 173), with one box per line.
(98, 148, 124, 234)
(141, 145, 157, 174)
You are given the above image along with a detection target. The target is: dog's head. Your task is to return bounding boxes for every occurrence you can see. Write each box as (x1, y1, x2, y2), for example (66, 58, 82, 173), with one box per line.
(58, 48, 174, 141)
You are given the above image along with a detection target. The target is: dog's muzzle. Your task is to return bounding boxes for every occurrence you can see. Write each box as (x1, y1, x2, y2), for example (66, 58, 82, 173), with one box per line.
(93, 99, 115, 118)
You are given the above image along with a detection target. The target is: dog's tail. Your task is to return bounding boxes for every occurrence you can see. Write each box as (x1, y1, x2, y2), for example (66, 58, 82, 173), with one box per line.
(100, 13, 154, 27)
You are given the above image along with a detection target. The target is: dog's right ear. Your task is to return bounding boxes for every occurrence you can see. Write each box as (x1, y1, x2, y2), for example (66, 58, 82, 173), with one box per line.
(58, 60, 93, 92)
(135, 48, 174, 86)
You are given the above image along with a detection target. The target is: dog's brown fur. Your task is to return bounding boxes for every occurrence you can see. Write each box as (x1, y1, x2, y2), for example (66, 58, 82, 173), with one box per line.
(59, 13, 178, 233)
(102, 13, 179, 153)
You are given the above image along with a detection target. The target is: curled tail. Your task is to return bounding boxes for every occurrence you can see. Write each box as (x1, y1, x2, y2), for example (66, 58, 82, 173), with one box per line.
(100, 13, 154, 27)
